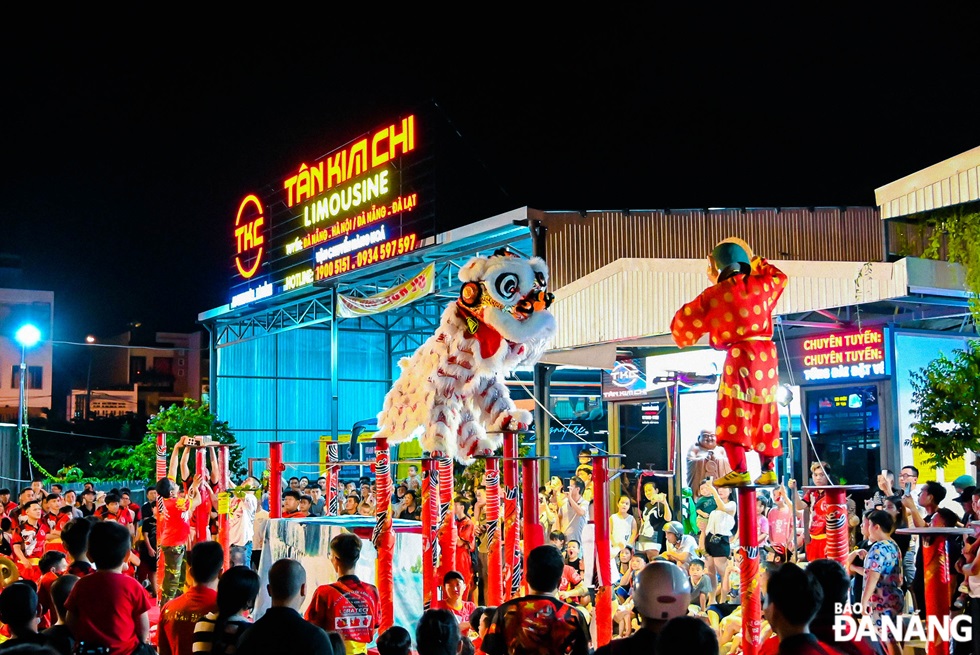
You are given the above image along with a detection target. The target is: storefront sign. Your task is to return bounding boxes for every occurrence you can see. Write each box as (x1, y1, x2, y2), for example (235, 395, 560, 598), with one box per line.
(337, 264, 435, 318)
(228, 114, 430, 306)
(601, 359, 649, 400)
(785, 327, 889, 383)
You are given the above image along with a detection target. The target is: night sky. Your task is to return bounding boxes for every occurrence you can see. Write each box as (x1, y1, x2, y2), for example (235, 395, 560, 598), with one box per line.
(4, 16, 980, 342)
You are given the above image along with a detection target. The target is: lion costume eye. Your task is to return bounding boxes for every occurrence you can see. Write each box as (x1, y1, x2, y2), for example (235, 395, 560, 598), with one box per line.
(494, 273, 520, 299)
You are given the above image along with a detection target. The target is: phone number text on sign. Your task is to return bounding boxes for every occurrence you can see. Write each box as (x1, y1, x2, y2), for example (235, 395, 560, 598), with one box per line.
(314, 233, 419, 281)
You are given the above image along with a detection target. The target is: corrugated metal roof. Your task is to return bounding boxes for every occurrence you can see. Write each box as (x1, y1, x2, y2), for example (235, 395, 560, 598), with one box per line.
(546, 257, 912, 357)
(534, 207, 883, 290)
(875, 146, 980, 219)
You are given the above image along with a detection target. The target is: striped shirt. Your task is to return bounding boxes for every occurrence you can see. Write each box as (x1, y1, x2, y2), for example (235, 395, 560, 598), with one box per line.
(192, 612, 251, 654)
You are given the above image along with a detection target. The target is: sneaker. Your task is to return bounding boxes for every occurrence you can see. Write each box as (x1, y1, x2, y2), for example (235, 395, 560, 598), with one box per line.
(754, 470, 778, 486)
(713, 471, 751, 487)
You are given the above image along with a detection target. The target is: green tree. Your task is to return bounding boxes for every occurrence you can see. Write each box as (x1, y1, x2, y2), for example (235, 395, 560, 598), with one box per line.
(909, 340, 980, 468)
(97, 400, 245, 483)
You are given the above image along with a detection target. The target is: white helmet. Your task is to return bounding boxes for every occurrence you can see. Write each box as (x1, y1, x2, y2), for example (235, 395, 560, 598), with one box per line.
(633, 561, 692, 621)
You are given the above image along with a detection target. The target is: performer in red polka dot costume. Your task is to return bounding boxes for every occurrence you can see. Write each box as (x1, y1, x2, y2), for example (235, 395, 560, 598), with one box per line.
(671, 238, 787, 487)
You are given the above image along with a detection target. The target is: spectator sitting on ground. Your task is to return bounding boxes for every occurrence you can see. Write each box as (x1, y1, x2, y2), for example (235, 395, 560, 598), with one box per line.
(193, 566, 260, 655)
(42, 573, 78, 655)
(763, 563, 825, 653)
(688, 557, 715, 611)
(299, 495, 314, 516)
(237, 559, 333, 655)
(0, 582, 49, 651)
(656, 616, 719, 655)
(65, 521, 153, 655)
(377, 625, 412, 655)
(159, 540, 223, 655)
(417, 609, 460, 655)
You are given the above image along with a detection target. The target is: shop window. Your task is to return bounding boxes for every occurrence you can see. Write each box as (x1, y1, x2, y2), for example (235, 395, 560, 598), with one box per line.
(805, 385, 880, 490)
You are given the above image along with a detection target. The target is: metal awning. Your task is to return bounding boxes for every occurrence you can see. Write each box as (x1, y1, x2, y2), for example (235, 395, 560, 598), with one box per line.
(199, 208, 534, 346)
(875, 146, 980, 219)
(542, 256, 972, 369)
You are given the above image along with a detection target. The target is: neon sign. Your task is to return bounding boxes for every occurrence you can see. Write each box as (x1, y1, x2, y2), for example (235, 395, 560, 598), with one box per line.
(793, 328, 888, 382)
(234, 195, 265, 279)
(283, 115, 415, 208)
(228, 112, 430, 305)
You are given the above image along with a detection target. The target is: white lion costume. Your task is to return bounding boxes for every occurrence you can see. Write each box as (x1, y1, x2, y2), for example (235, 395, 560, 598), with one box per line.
(376, 249, 556, 463)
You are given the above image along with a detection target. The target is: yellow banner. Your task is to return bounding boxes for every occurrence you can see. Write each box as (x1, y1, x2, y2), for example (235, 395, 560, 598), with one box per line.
(336, 263, 435, 318)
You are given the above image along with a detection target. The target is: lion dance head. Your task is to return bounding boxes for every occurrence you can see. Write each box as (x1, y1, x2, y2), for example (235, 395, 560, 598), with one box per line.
(376, 249, 556, 463)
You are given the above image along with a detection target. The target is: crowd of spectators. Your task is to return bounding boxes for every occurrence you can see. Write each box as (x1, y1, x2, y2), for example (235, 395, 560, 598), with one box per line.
(0, 430, 977, 655)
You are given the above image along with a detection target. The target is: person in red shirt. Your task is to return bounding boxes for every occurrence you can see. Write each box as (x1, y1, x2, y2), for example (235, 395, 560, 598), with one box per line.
(65, 521, 153, 655)
(12, 499, 48, 581)
(440, 570, 476, 627)
(791, 464, 834, 562)
(98, 492, 133, 528)
(282, 490, 308, 518)
(158, 540, 222, 655)
(454, 499, 476, 593)
(0, 489, 16, 517)
(157, 475, 203, 605)
(37, 550, 68, 628)
(305, 532, 380, 654)
(9, 488, 35, 524)
(671, 238, 787, 487)
(43, 493, 71, 553)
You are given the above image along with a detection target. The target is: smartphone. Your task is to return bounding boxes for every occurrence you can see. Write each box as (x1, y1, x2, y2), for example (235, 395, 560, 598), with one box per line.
(904, 482, 912, 496)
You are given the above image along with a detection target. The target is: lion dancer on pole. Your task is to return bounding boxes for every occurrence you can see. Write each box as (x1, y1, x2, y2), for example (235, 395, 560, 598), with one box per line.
(671, 238, 787, 487)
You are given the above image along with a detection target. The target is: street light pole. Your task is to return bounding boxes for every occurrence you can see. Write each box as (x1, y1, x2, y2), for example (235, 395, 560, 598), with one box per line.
(16, 344, 27, 485)
(14, 324, 41, 487)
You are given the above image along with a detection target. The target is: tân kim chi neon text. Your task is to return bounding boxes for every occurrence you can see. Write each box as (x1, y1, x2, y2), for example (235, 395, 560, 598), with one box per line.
(283, 115, 415, 208)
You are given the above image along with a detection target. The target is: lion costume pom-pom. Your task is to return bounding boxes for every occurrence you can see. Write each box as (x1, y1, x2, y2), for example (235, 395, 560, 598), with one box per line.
(375, 249, 557, 463)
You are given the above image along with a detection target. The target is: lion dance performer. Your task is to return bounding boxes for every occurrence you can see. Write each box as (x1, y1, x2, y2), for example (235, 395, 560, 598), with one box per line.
(374, 249, 556, 612)
(671, 238, 787, 487)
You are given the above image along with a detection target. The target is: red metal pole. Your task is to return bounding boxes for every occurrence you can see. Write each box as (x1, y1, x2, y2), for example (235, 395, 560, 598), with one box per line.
(737, 488, 763, 655)
(268, 442, 284, 519)
(922, 536, 951, 655)
(194, 447, 208, 545)
(503, 432, 520, 600)
(155, 433, 168, 606)
(522, 458, 544, 553)
(326, 442, 340, 516)
(217, 446, 230, 571)
(592, 456, 612, 646)
(822, 487, 850, 566)
(485, 458, 503, 606)
(436, 456, 457, 601)
(372, 437, 394, 633)
(422, 458, 437, 609)
(155, 432, 167, 482)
